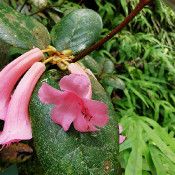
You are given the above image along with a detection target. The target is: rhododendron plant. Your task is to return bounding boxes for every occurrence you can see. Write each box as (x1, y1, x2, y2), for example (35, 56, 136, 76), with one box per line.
(39, 74, 109, 132)
(0, 48, 44, 121)
(0, 62, 45, 147)
(68, 63, 126, 143)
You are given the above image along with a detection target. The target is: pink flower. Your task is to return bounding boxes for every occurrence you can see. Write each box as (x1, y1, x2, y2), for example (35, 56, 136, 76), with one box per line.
(38, 74, 109, 132)
(0, 48, 44, 120)
(0, 62, 46, 147)
(119, 124, 126, 144)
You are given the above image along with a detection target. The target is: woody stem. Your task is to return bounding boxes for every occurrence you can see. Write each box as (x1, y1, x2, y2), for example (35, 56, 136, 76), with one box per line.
(73, 0, 154, 62)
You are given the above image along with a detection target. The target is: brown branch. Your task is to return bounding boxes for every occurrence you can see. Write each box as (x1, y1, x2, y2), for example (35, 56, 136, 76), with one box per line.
(78, 0, 83, 5)
(29, 0, 67, 16)
(19, 0, 28, 12)
(59, 0, 67, 7)
(73, 0, 154, 62)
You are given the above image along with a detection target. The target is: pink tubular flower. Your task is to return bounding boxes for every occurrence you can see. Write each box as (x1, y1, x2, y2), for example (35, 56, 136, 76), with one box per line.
(0, 48, 44, 121)
(0, 62, 46, 147)
(38, 74, 109, 132)
(119, 124, 126, 144)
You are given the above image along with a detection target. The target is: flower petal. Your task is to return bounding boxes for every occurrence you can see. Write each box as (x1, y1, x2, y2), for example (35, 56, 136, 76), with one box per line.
(83, 99, 109, 127)
(59, 74, 91, 99)
(68, 63, 88, 77)
(0, 48, 44, 120)
(73, 110, 100, 132)
(51, 93, 80, 131)
(68, 63, 97, 80)
(0, 62, 45, 146)
(38, 82, 66, 105)
(118, 124, 122, 134)
(119, 135, 126, 144)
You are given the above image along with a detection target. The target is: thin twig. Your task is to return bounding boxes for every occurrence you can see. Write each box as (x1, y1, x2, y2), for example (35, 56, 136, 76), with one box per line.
(59, 0, 67, 7)
(73, 0, 154, 62)
(19, 0, 28, 12)
(29, 5, 59, 16)
(78, 0, 83, 5)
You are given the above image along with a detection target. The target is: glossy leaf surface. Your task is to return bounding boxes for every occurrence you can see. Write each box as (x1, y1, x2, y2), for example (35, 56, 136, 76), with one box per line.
(29, 69, 119, 175)
(102, 76, 126, 90)
(51, 9, 103, 55)
(0, 4, 50, 50)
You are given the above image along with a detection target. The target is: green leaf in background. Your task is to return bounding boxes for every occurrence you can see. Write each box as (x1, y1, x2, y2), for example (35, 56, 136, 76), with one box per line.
(0, 164, 18, 175)
(0, 4, 50, 50)
(119, 113, 175, 175)
(99, 58, 115, 74)
(83, 56, 102, 75)
(82, 56, 115, 75)
(51, 9, 103, 55)
(102, 76, 125, 90)
(29, 69, 119, 175)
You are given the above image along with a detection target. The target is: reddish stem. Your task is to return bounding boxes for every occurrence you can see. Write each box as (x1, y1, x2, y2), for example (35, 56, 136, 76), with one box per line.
(59, 0, 67, 7)
(73, 0, 154, 62)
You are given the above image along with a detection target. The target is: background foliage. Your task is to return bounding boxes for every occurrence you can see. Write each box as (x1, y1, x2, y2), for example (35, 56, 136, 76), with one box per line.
(0, 0, 175, 174)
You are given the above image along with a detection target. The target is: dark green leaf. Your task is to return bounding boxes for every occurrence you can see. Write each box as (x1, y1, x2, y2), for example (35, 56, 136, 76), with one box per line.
(83, 56, 102, 74)
(0, 4, 50, 50)
(29, 69, 119, 175)
(102, 58, 115, 74)
(0, 0, 10, 7)
(102, 76, 125, 90)
(82, 56, 115, 76)
(93, 57, 105, 70)
(95, 57, 115, 74)
(0, 164, 18, 175)
(51, 9, 103, 55)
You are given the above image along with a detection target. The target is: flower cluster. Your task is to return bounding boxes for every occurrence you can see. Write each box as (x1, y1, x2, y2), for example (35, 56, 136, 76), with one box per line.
(0, 48, 45, 148)
(39, 63, 126, 143)
(0, 49, 126, 148)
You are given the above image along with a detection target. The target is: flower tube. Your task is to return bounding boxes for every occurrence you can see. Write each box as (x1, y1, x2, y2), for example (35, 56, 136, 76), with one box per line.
(0, 62, 46, 147)
(0, 48, 44, 120)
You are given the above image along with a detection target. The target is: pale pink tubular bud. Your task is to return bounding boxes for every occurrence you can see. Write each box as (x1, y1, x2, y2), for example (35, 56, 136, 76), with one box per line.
(0, 62, 46, 147)
(68, 63, 95, 99)
(0, 48, 44, 120)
